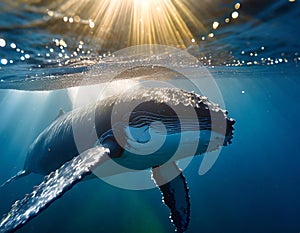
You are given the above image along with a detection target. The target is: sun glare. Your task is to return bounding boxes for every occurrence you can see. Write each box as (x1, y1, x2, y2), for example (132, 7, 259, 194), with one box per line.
(46, 0, 206, 49)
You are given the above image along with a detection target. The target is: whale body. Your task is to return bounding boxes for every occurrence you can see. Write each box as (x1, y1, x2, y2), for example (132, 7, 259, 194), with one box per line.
(0, 88, 234, 233)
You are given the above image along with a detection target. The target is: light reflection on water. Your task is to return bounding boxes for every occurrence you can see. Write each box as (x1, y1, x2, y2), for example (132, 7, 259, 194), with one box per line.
(0, 0, 299, 83)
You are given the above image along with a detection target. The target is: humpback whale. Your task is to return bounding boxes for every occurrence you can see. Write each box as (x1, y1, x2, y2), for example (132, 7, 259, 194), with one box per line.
(0, 88, 234, 233)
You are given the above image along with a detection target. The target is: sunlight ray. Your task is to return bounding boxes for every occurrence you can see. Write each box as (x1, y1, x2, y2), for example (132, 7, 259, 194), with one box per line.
(45, 0, 206, 48)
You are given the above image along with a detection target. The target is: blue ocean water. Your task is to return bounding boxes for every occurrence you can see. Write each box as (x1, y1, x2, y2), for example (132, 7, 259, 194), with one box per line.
(0, 0, 300, 232)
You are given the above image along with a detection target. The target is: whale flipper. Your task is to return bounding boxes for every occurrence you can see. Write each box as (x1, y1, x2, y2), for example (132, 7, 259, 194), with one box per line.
(152, 163, 190, 233)
(0, 146, 110, 233)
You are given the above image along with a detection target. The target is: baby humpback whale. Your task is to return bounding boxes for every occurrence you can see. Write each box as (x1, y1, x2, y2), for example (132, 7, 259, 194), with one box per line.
(0, 88, 234, 233)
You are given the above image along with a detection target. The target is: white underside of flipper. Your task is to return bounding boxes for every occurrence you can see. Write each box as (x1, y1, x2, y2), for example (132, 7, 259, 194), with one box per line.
(0, 146, 110, 233)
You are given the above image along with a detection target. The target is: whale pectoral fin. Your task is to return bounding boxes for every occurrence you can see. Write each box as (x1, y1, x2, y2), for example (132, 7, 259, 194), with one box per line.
(0, 146, 111, 233)
(152, 163, 190, 233)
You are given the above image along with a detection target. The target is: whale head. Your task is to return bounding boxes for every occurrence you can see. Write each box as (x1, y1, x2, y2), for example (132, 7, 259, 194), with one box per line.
(97, 88, 235, 172)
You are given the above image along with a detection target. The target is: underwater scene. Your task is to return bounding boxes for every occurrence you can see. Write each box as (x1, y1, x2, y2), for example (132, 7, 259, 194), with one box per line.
(0, 0, 300, 232)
